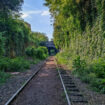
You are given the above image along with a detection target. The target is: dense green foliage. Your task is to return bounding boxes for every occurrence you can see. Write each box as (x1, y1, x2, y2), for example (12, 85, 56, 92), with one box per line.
(0, 57, 30, 72)
(45, 0, 105, 52)
(0, 71, 11, 84)
(30, 32, 48, 48)
(0, 0, 48, 83)
(73, 57, 105, 93)
(36, 46, 48, 59)
(0, 17, 48, 58)
(56, 51, 105, 93)
(45, 0, 105, 93)
(0, 32, 5, 56)
(0, 0, 48, 58)
(25, 46, 48, 59)
(0, 0, 48, 57)
(0, 0, 23, 12)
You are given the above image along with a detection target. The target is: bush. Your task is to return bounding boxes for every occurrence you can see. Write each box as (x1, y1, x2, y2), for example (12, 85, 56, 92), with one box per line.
(25, 46, 37, 57)
(25, 47, 32, 56)
(0, 57, 30, 72)
(0, 71, 11, 84)
(10, 57, 30, 72)
(36, 47, 48, 59)
(90, 78, 105, 93)
(73, 56, 86, 75)
(39, 46, 48, 54)
(92, 58, 105, 78)
(25, 46, 48, 60)
(72, 57, 105, 93)
(0, 57, 11, 71)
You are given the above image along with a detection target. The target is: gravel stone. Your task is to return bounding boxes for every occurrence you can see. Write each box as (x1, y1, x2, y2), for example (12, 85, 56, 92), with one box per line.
(10, 57, 67, 105)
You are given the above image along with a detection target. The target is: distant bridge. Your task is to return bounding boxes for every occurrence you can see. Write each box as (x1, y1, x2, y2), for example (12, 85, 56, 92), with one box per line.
(40, 41, 58, 55)
(45, 41, 55, 48)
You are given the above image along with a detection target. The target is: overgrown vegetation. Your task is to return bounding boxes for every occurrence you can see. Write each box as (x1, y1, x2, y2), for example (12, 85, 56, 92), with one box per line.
(56, 51, 105, 93)
(25, 46, 48, 60)
(45, 0, 105, 93)
(0, 71, 11, 84)
(0, 0, 49, 84)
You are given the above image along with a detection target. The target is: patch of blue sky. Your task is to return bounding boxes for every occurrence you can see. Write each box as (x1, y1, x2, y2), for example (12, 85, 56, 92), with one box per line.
(21, 0, 53, 40)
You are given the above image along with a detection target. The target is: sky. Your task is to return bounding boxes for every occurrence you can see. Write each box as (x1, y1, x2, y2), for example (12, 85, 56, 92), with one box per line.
(21, 0, 53, 40)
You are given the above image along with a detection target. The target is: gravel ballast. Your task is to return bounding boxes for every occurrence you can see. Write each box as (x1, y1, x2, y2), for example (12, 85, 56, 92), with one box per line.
(10, 57, 67, 105)
(71, 75, 105, 105)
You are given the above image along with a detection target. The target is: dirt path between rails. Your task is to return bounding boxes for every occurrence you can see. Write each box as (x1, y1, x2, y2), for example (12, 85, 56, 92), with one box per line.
(11, 57, 67, 105)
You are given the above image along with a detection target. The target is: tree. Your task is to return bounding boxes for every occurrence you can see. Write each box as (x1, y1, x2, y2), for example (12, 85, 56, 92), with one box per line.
(45, 0, 105, 58)
(0, 0, 23, 12)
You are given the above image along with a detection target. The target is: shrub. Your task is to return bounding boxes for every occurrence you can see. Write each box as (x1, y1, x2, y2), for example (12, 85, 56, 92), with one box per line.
(10, 57, 30, 72)
(25, 46, 36, 57)
(25, 46, 48, 60)
(73, 56, 86, 75)
(39, 46, 48, 54)
(90, 78, 105, 93)
(0, 57, 30, 72)
(25, 47, 32, 56)
(0, 57, 11, 71)
(0, 71, 11, 84)
(92, 58, 105, 78)
(36, 47, 48, 59)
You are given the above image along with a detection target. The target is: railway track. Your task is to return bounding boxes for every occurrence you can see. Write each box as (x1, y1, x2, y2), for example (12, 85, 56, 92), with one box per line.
(5, 60, 46, 105)
(4, 57, 66, 105)
(5, 57, 88, 105)
(57, 65, 88, 105)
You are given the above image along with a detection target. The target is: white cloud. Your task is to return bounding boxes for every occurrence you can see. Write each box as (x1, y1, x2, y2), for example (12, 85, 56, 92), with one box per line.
(21, 10, 50, 19)
(41, 10, 50, 16)
(21, 10, 42, 18)
(22, 14, 28, 18)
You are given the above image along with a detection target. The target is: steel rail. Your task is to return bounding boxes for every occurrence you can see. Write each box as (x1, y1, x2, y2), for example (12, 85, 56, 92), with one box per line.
(5, 60, 46, 105)
(55, 59, 72, 105)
